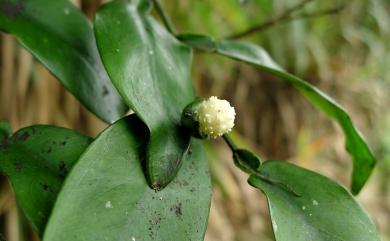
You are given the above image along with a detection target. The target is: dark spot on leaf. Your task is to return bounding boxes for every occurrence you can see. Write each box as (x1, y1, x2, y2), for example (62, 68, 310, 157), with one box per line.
(174, 178, 189, 187)
(41, 183, 51, 192)
(170, 202, 182, 218)
(41, 183, 49, 191)
(148, 212, 163, 239)
(102, 85, 109, 96)
(60, 141, 67, 146)
(47, 147, 52, 153)
(13, 159, 23, 172)
(40, 183, 55, 193)
(16, 132, 30, 141)
(0, 2, 24, 19)
(58, 160, 68, 179)
(152, 182, 162, 191)
(0, 136, 10, 149)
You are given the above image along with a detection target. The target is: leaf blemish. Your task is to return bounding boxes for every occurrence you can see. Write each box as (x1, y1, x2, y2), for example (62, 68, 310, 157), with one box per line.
(0, 2, 24, 18)
(102, 85, 109, 96)
(13, 159, 23, 172)
(40, 183, 54, 193)
(148, 214, 162, 239)
(170, 202, 182, 218)
(0, 136, 10, 149)
(58, 161, 68, 179)
(16, 132, 30, 142)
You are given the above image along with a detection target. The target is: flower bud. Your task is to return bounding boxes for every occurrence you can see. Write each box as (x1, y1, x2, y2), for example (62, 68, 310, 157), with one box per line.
(181, 96, 236, 139)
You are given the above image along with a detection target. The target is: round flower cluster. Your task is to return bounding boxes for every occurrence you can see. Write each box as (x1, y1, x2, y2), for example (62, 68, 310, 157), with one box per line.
(194, 96, 236, 139)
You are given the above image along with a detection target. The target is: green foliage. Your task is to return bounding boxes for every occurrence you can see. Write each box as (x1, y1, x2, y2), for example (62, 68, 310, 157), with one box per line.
(249, 161, 379, 241)
(0, 0, 381, 240)
(0, 0, 127, 123)
(0, 125, 92, 235)
(43, 115, 211, 241)
(94, 0, 195, 189)
(233, 149, 262, 173)
(216, 40, 376, 195)
(179, 34, 375, 195)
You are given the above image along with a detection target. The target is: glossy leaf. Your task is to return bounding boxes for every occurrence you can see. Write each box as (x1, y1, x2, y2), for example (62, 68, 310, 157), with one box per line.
(94, 0, 196, 189)
(249, 161, 379, 241)
(0, 0, 128, 123)
(179, 34, 375, 194)
(233, 148, 261, 173)
(0, 126, 92, 235)
(177, 34, 217, 52)
(43, 115, 211, 241)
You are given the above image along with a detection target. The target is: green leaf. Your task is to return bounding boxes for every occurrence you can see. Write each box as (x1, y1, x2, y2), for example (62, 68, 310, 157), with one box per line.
(248, 161, 379, 241)
(233, 148, 261, 173)
(94, 1, 196, 189)
(177, 34, 217, 52)
(179, 34, 375, 194)
(43, 115, 211, 241)
(0, 0, 128, 123)
(0, 125, 92, 235)
(0, 121, 12, 139)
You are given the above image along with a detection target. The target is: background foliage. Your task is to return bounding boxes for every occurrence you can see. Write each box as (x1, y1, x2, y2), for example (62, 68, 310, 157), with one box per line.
(0, 0, 389, 240)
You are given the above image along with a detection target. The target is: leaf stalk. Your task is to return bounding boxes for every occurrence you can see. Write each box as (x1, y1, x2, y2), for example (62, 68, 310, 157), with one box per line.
(151, 0, 176, 35)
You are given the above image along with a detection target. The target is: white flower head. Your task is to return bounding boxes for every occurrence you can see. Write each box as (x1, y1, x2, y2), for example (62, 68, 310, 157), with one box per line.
(194, 96, 236, 139)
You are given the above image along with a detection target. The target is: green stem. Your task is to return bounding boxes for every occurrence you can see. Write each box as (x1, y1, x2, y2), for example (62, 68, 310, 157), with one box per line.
(222, 134, 238, 151)
(228, 0, 344, 39)
(152, 0, 176, 35)
(222, 134, 300, 196)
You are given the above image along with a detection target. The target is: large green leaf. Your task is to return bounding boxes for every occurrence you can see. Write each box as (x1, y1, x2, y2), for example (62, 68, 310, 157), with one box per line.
(94, 1, 195, 189)
(178, 34, 375, 194)
(0, 0, 128, 123)
(249, 161, 379, 241)
(43, 115, 211, 241)
(0, 125, 92, 235)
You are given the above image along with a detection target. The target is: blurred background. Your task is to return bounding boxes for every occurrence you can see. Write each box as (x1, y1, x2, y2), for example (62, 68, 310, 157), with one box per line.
(0, 0, 389, 240)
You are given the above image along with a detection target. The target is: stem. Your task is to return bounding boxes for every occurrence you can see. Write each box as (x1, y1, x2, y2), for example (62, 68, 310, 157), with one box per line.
(222, 134, 238, 151)
(222, 134, 300, 197)
(297, 5, 344, 19)
(228, 0, 344, 39)
(152, 0, 176, 35)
